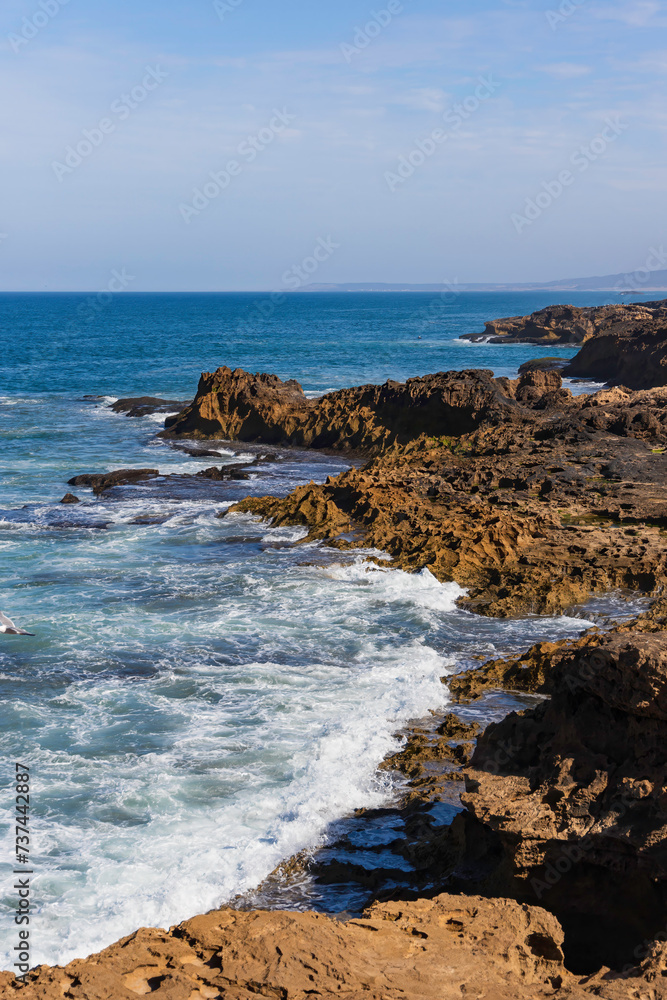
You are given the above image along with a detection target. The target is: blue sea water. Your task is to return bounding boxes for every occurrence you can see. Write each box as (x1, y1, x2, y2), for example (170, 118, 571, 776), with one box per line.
(0, 291, 631, 969)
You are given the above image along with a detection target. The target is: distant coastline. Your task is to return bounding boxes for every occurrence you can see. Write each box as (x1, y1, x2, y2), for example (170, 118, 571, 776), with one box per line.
(299, 272, 667, 293)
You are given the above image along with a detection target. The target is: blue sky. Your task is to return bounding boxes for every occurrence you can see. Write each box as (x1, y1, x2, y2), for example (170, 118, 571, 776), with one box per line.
(1, 0, 665, 289)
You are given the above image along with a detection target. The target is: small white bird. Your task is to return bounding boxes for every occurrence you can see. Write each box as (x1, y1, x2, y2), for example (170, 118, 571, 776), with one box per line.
(0, 611, 35, 636)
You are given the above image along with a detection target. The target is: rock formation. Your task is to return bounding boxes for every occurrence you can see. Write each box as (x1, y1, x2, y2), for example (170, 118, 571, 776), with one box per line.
(1, 892, 657, 999)
(565, 319, 667, 389)
(228, 375, 667, 616)
(462, 303, 607, 344)
(439, 616, 667, 976)
(461, 300, 667, 346)
(460, 300, 667, 390)
(161, 365, 523, 450)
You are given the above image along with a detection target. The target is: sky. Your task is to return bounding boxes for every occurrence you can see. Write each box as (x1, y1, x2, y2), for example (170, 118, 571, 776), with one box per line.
(0, 0, 665, 290)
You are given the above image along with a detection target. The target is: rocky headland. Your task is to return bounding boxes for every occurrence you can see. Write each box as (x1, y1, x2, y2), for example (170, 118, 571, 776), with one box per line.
(5, 333, 667, 998)
(460, 300, 667, 390)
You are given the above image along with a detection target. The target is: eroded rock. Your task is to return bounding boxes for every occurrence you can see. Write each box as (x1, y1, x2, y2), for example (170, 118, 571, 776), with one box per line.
(1, 892, 648, 999)
(461, 300, 667, 390)
(452, 631, 667, 974)
(227, 379, 667, 615)
(161, 365, 523, 450)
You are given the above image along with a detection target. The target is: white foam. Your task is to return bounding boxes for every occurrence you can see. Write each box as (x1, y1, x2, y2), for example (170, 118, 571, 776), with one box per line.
(563, 377, 607, 397)
(0, 634, 450, 969)
(304, 388, 338, 399)
(143, 411, 171, 425)
(324, 562, 466, 613)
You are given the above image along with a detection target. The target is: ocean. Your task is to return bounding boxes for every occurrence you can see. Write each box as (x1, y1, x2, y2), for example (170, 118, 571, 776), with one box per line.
(0, 290, 630, 969)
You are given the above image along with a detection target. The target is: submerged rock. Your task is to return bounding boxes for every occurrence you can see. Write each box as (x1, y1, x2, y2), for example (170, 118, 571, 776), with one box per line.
(195, 463, 252, 481)
(168, 442, 225, 458)
(110, 397, 188, 418)
(68, 469, 160, 495)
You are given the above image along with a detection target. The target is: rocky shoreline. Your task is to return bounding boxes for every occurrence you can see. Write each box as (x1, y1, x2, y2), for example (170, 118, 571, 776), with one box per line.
(460, 300, 667, 390)
(3, 300, 667, 998)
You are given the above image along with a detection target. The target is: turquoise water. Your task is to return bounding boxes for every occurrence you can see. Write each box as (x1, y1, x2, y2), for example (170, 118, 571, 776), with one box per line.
(0, 291, 624, 969)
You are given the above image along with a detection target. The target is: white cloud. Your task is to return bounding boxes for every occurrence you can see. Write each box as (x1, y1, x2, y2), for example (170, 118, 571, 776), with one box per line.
(391, 88, 449, 112)
(592, 1, 666, 26)
(539, 62, 593, 78)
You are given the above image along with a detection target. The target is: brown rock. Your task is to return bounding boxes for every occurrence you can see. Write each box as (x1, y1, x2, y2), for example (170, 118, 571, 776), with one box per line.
(229, 404, 667, 616)
(448, 639, 574, 700)
(455, 632, 667, 973)
(565, 321, 667, 389)
(67, 469, 160, 495)
(161, 365, 522, 450)
(0, 893, 641, 999)
(59, 493, 80, 504)
(460, 300, 667, 389)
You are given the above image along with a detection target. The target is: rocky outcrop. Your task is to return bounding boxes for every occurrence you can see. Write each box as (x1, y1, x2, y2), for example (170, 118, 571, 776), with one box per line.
(451, 629, 667, 975)
(462, 303, 607, 344)
(564, 320, 667, 389)
(228, 376, 667, 616)
(1, 891, 656, 999)
(161, 365, 522, 450)
(460, 300, 667, 390)
(462, 300, 667, 346)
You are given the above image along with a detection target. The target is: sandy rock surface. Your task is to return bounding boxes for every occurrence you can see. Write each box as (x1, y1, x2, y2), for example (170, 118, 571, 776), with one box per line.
(0, 893, 654, 999)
